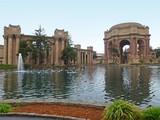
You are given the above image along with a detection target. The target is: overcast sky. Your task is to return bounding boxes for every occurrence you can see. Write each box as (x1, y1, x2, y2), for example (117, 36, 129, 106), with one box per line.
(0, 0, 160, 53)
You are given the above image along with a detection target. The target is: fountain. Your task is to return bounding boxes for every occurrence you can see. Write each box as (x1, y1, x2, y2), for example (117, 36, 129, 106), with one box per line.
(17, 53, 24, 71)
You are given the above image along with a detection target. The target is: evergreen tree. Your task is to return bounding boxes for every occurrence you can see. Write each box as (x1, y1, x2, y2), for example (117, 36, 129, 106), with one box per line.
(18, 40, 31, 62)
(61, 36, 77, 65)
(30, 25, 50, 64)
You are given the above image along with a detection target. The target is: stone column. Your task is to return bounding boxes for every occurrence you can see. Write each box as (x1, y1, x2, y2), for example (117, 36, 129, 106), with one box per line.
(3, 36, 7, 64)
(61, 40, 64, 65)
(55, 39, 59, 65)
(134, 38, 137, 56)
(88, 52, 90, 64)
(81, 52, 83, 64)
(146, 38, 150, 55)
(130, 38, 135, 57)
(8, 36, 12, 64)
(77, 45, 81, 64)
(132, 38, 136, 56)
(61, 40, 64, 51)
(51, 44, 54, 65)
(15, 35, 20, 65)
(84, 52, 86, 64)
(105, 41, 108, 58)
(91, 51, 93, 64)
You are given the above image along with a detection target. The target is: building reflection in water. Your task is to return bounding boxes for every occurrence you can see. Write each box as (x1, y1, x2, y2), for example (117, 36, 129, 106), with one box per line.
(2, 69, 75, 99)
(104, 65, 151, 106)
(3, 72, 19, 99)
(1, 65, 160, 107)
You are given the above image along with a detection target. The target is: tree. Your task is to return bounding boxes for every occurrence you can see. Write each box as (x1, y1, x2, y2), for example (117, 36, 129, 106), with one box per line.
(30, 25, 50, 64)
(110, 45, 119, 64)
(60, 36, 77, 65)
(18, 41, 31, 62)
(153, 47, 160, 58)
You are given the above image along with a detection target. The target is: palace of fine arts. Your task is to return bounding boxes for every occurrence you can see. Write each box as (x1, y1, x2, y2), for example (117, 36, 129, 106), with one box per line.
(0, 22, 159, 66)
(0, 22, 160, 119)
(1, 0, 160, 119)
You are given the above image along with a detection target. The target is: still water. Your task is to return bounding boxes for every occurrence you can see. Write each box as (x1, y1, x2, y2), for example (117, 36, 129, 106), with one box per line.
(0, 65, 160, 107)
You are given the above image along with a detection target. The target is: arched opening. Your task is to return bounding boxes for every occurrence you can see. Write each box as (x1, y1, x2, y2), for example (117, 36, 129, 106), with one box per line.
(137, 40, 145, 58)
(120, 40, 130, 64)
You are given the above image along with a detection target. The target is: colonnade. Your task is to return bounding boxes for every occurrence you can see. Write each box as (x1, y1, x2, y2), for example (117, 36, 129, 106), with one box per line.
(74, 45, 93, 64)
(3, 25, 94, 66)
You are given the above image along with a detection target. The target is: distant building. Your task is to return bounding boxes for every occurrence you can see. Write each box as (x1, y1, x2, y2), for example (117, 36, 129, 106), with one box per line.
(93, 53, 104, 64)
(74, 44, 93, 65)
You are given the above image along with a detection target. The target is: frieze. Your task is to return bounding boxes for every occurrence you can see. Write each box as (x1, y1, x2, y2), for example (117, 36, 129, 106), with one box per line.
(118, 28, 130, 35)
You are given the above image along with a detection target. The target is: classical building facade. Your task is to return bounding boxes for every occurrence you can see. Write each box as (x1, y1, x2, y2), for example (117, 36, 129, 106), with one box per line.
(104, 22, 153, 64)
(74, 44, 93, 64)
(2, 24, 94, 66)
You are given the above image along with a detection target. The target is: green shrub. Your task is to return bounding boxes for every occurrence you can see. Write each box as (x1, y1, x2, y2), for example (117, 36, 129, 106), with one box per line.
(24, 64, 32, 69)
(0, 103, 12, 113)
(0, 64, 16, 69)
(143, 106, 160, 120)
(102, 100, 142, 120)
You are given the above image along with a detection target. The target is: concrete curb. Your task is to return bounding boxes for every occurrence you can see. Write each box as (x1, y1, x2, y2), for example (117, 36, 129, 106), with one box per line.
(0, 112, 86, 120)
(0, 98, 107, 109)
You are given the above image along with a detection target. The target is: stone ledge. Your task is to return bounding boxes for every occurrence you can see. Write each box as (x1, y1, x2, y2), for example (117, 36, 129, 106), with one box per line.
(0, 98, 108, 109)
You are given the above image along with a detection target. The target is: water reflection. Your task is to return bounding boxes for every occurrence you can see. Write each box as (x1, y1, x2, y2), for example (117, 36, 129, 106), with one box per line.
(0, 65, 160, 107)
(104, 65, 152, 107)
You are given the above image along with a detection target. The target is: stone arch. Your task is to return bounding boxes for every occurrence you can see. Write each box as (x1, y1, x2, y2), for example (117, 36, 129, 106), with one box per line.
(119, 40, 130, 63)
(104, 22, 151, 64)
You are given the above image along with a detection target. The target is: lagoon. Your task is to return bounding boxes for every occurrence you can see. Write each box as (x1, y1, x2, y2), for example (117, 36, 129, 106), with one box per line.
(0, 65, 160, 107)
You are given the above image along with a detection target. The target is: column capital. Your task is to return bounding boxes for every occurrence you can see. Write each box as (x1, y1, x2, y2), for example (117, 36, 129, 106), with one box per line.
(3, 35, 7, 39)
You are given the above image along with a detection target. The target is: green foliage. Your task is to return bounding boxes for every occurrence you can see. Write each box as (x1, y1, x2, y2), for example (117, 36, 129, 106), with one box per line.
(143, 106, 160, 120)
(139, 59, 144, 63)
(103, 100, 142, 120)
(24, 64, 32, 69)
(30, 25, 51, 64)
(0, 64, 16, 69)
(109, 45, 119, 64)
(152, 47, 160, 58)
(0, 103, 12, 113)
(18, 41, 31, 62)
(61, 36, 77, 65)
(149, 58, 153, 63)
